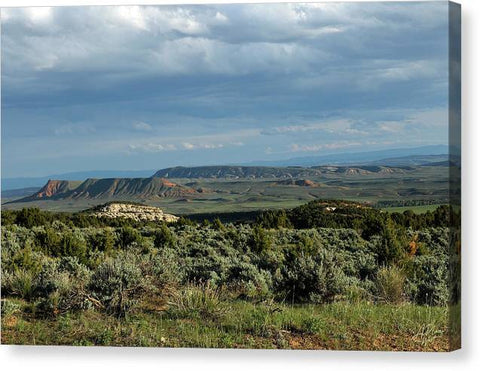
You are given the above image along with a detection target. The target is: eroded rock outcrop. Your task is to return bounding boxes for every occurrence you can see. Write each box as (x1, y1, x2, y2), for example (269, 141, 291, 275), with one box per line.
(93, 203, 179, 222)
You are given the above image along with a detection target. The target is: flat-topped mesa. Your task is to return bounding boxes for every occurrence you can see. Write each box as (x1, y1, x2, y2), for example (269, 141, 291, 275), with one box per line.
(93, 202, 178, 222)
(12, 177, 198, 203)
(152, 166, 318, 179)
(152, 165, 411, 179)
(68, 177, 196, 199)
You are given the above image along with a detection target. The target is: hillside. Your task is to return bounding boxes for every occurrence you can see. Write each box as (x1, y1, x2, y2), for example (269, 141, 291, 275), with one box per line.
(310, 165, 410, 175)
(152, 166, 318, 179)
(276, 179, 319, 187)
(12, 177, 198, 202)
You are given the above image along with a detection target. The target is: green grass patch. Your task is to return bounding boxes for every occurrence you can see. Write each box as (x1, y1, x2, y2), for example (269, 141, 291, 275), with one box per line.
(1, 299, 450, 351)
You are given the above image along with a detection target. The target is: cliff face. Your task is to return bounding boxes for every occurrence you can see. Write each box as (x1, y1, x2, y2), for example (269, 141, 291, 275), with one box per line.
(20, 180, 80, 201)
(14, 177, 198, 202)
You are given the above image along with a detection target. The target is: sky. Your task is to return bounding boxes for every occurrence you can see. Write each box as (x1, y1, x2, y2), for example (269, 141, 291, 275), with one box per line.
(1, 2, 452, 178)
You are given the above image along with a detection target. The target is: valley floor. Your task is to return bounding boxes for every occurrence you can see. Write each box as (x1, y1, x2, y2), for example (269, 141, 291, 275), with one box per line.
(1, 299, 454, 351)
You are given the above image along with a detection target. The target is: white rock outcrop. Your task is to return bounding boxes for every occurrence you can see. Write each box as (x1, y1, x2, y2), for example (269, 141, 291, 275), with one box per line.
(93, 203, 179, 222)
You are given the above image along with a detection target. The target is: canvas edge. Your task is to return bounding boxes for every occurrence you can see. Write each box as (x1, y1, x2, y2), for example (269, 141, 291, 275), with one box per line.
(447, 0, 461, 352)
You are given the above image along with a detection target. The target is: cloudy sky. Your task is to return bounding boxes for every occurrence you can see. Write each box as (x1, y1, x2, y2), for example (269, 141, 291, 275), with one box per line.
(1, 2, 451, 178)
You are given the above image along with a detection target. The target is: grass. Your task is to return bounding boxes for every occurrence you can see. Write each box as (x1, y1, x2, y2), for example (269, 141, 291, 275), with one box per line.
(1, 298, 451, 351)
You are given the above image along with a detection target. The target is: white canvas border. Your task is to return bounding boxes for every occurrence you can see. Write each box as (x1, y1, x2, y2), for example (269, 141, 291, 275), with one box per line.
(0, 0, 478, 370)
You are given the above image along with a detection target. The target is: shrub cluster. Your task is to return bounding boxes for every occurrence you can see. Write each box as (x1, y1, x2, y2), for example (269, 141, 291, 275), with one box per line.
(1, 207, 457, 319)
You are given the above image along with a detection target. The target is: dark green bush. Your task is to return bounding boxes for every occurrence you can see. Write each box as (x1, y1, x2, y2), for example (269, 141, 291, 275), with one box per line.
(153, 224, 176, 248)
(250, 225, 272, 253)
(117, 226, 142, 249)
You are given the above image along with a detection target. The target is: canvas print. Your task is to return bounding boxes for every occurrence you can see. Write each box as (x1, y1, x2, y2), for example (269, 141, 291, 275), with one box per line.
(0, 2, 461, 351)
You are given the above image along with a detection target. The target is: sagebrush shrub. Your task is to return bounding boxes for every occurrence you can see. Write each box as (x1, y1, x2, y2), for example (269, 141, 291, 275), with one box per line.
(278, 249, 347, 303)
(404, 255, 449, 306)
(1, 299, 21, 318)
(375, 265, 406, 304)
(89, 252, 154, 317)
(34, 258, 92, 316)
(166, 282, 231, 320)
(2, 269, 35, 300)
(1, 218, 453, 314)
(151, 248, 184, 287)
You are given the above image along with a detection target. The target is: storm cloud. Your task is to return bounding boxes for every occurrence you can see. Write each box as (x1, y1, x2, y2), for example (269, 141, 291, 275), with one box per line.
(1, 2, 450, 177)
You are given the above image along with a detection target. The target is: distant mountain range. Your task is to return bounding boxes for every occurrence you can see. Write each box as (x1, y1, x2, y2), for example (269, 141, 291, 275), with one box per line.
(241, 145, 452, 167)
(1, 187, 43, 199)
(2, 145, 456, 191)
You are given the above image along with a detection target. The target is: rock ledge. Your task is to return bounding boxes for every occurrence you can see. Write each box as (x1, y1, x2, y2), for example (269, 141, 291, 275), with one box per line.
(93, 203, 178, 222)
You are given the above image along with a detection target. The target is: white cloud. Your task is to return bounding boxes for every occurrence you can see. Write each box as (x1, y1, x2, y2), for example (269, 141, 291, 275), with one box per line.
(128, 143, 177, 153)
(132, 121, 153, 131)
(290, 141, 362, 153)
(124, 129, 254, 154)
(374, 107, 448, 134)
(182, 142, 224, 150)
(407, 108, 448, 128)
(262, 119, 353, 135)
(26, 7, 53, 24)
(115, 6, 149, 31)
(356, 59, 445, 90)
(128, 141, 226, 153)
(2, 3, 447, 80)
(53, 123, 96, 136)
(378, 121, 405, 134)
